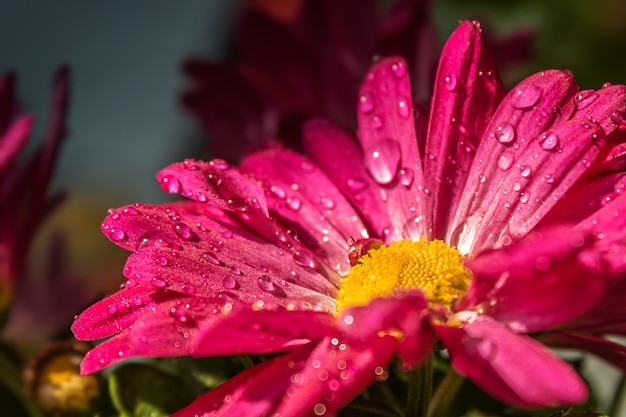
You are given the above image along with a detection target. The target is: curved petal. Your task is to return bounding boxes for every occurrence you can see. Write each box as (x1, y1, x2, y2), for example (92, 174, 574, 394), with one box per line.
(0, 116, 33, 174)
(452, 70, 578, 247)
(541, 331, 626, 371)
(424, 20, 505, 240)
(303, 119, 394, 242)
(436, 313, 588, 408)
(356, 56, 426, 240)
(241, 148, 367, 275)
(463, 226, 609, 332)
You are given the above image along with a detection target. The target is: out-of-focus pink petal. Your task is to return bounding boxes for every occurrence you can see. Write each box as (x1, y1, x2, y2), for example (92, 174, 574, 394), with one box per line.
(241, 148, 367, 275)
(191, 307, 335, 356)
(157, 159, 269, 217)
(0, 116, 33, 174)
(337, 291, 433, 368)
(452, 70, 578, 248)
(424, 20, 505, 240)
(541, 331, 626, 371)
(303, 119, 394, 242)
(469, 119, 605, 252)
(436, 313, 588, 408)
(564, 279, 626, 335)
(356, 56, 426, 240)
(463, 226, 609, 332)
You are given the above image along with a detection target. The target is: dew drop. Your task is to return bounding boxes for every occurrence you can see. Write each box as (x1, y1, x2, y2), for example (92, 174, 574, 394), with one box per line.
(540, 132, 559, 150)
(519, 192, 530, 204)
(397, 168, 414, 186)
(346, 177, 367, 193)
(123, 206, 139, 215)
(364, 139, 402, 185)
(175, 223, 199, 241)
(151, 277, 167, 288)
(182, 283, 197, 295)
(286, 197, 302, 211)
(223, 276, 238, 289)
(107, 304, 118, 315)
(319, 197, 335, 210)
(109, 228, 128, 242)
(160, 175, 181, 194)
(512, 182, 521, 191)
(209, 158, 230, 170)
(576, 89, 599, 110)
(227, 196, 247, 211)
(611, 110, 626, 126)
(358, 93, 374, 114)
(257, 275, 275, 292)
(201, 251, 222, 266)
(542, 174, 554, 184)
(371, 115, 383, 129)
(494, 124, 516, 144)
(520, 166, 532, 178)
(497, 152, 514, 171)
(391, 60, 407, 78)
(397, 99, 411, 118)
(510, 85, 542, 109)
(293, 251, 316, 269)
(270, 185, 286, 199)
(155, 256, 169, 266)
(444, 74, 457, 91)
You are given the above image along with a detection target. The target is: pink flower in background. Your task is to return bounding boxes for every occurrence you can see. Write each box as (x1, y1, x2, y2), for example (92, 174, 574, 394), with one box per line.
(0, 68, 69, 319)
(73, 21, 626, 415)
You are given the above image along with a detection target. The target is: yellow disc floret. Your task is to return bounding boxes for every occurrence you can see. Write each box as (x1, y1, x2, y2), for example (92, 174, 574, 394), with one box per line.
(336, 239, 470, 313)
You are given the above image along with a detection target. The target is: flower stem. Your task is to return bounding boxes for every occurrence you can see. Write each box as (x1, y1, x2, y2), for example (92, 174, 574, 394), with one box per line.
(405, 355, 433, 417)
(426, 369, 464, 417)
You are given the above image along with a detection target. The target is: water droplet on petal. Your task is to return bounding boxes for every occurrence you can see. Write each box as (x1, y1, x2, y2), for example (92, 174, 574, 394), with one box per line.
(107, 304, 118, 315)
(109, 228, 128, 242)
(319, 197, 335, 210)
(497, 152, 514, 171)
(223, 276, 238, 289)
(397, 168, 414, 186)
(227, 196, 247, 211)
(175, 223, 199, 241)
(160, 175, 181, 193)
(372, 115, 383, 129)
(286, 197, 302, 211)
(364, 139, 402, 185)
(358, 93, 374, 114)
(151, 277, 167, 288)
(201, 251, 222, 266)
(520, 166, 532, 177)
(611, 110, 626, 126)
(510, 85, 542, 109)
(540, 132, 559, 150)
(391, 60, 407, 78)
(576, 89, 599, 110)
(293, 251, 316, 269)
(155, 256, 169, 266)
(257, 275, 274, 292)
(519, 192, 530, 203)
(444, 74, 457, 91)
(346, 177, 368, 193)
(512, 182, 521, 191)
(209, 158, 230, 170)
(182, 283, 197, 294)
(494, 124, 516, 144)
(270, 185, 286, 199)
(123, 207, 139, 215)
(397, 99, 410, 118)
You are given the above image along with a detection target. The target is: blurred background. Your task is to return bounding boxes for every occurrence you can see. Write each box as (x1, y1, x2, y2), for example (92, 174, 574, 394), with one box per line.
(2, 0, 626, 415)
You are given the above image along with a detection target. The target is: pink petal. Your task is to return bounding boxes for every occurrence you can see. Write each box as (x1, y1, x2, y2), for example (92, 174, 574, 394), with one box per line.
(241, 148, 368, 275)
(572, 83, 626, 140)
(463, 226, 609, 332)
(191, 307, 335, 356)
(469, 118, 605, 252)
(156, 158, 269, 216)
(0, 116, 33, 174)
(424, 20, 505, 240)
(356, 56, 426, 240)
(303, 119, 395, 242)
(451, 70, 578, 248)
(337, 291, 433, 369)
(564, 279, 626, 335)
(436, 313, 588, 408)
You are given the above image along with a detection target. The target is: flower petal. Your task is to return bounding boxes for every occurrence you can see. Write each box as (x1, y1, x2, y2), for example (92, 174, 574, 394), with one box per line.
(241, 148, 367, 275)
(463, 226, 609, 332)
(0, 116, 33, 174)
(436, 313, 588, 408)
(424, 20, 505, 240)
(452, 69, 578, 248)
(541, 331, 626, 371)
(303, 119, 394, 242)
(356, 56, 426, 239)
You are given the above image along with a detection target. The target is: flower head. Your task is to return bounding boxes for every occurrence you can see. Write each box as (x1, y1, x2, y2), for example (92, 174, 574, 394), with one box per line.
(73, 21, 626, 415)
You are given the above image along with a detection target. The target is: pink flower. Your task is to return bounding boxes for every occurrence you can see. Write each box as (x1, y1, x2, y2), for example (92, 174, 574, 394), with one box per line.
(0, 68, 70, 319)
(73, 21, 626, 415)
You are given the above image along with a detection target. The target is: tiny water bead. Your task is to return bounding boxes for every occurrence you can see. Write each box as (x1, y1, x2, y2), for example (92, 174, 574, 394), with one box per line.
(336, 239, 470, 313)
(364, 139, 402, 185)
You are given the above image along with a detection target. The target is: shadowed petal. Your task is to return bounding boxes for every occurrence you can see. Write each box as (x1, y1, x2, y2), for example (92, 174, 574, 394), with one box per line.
(463, 226, 609, 332)
(0, 116, 33, 174)
(541, 331, 626, 371)
(356, 57, 426, 240)
(424, 20, 505, 240)
(436, 314, 588, 408)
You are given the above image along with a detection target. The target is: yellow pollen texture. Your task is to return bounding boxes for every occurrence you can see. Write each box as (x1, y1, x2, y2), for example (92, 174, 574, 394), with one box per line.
(336, 239, 470, 313)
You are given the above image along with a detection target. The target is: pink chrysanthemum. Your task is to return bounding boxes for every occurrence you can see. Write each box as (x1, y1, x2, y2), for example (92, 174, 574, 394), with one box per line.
(73, 21, 626, 415)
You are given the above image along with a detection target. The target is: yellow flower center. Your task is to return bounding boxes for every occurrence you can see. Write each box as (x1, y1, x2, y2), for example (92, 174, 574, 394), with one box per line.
(336, 239, 470, 313)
